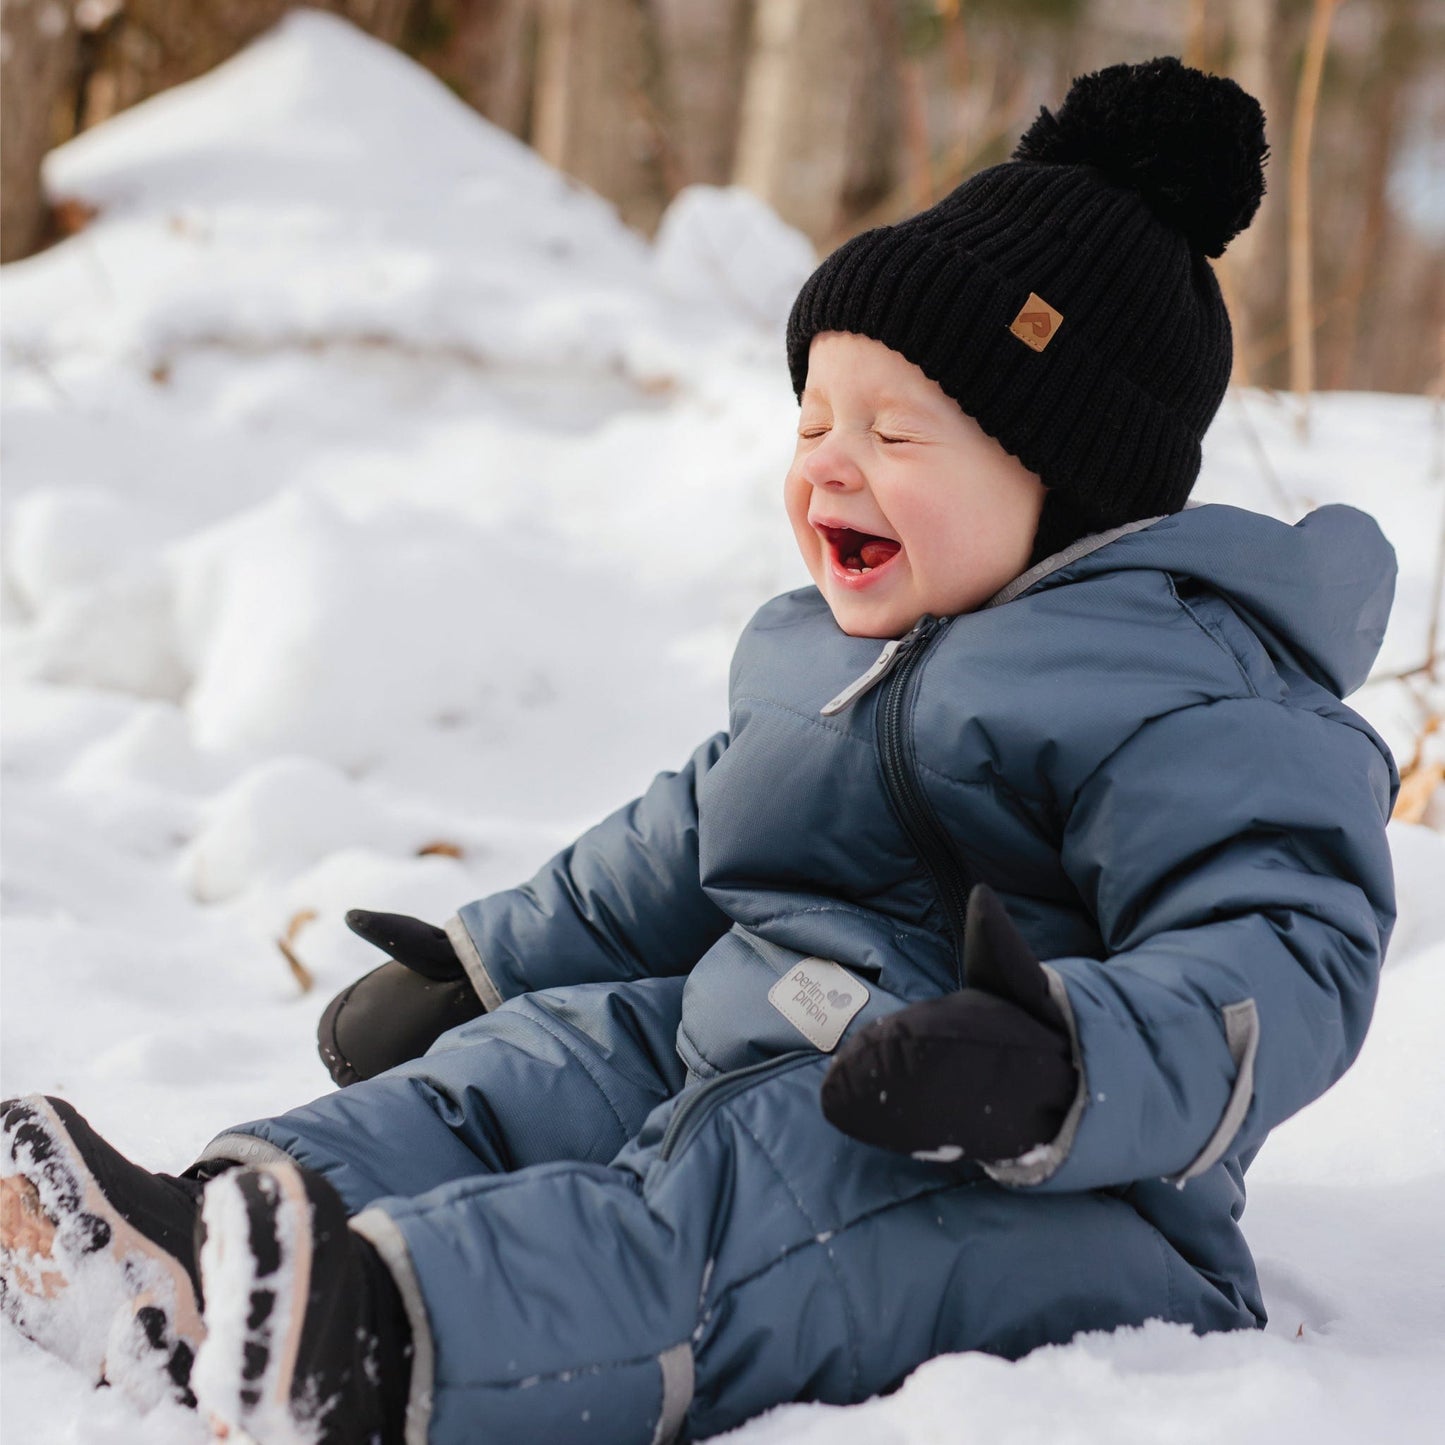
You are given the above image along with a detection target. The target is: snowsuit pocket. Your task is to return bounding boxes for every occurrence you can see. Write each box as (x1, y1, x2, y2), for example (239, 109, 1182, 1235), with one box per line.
(676, 925, 902, 1081)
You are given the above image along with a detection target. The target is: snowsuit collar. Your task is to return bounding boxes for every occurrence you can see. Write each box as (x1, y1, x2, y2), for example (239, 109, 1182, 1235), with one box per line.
(987, 501, 1396, 699)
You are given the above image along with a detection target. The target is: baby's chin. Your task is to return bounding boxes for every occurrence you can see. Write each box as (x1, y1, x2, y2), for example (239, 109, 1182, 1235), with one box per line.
(821, 592, 923, 640)
(801, 551, 940, 637)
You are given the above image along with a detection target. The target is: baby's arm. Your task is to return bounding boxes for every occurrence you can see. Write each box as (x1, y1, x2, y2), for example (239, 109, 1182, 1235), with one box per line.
(444, 731, 732, 1009)
(319, 732, 730, 1084)
(979, 696, 1397, 1193)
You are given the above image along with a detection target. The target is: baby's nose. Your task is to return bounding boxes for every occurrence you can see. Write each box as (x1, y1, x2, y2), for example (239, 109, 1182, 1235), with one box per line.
(802, 437, 866, 490)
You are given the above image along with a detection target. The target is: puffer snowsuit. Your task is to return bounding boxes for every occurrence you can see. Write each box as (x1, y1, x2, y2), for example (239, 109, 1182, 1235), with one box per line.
(205, 501, 1399, 1445)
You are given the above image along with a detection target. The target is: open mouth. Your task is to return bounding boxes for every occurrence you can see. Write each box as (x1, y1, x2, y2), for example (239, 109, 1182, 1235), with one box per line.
(817, 524, 903, 576)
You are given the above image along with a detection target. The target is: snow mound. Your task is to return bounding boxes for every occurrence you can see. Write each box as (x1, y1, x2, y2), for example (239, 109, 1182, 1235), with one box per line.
(183, 755, 402, 903)
(168, 488, 498, 765)
(4, 10, 811, 380)
(655, 184, 818, 330)
(5, 486, 151, 611)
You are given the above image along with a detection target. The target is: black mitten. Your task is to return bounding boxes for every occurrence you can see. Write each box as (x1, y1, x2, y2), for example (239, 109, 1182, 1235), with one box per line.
(820, 884, 1078, 1161)
(317, 911, 485, 1087)
(342, 910, 468, 981)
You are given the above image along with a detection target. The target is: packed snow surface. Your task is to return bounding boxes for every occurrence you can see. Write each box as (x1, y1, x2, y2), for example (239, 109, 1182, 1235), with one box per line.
(3, 12, 1444, 1443)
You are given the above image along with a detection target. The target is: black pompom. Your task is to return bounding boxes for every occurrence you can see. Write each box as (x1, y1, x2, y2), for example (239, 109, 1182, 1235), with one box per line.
(1011, 55, 1267, 258)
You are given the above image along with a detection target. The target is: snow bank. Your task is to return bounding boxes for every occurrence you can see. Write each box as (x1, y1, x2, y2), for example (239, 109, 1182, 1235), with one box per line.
(2, 9, 1443, 1444)
(654, 184, 818, 330)
(3, 11, 805, 392)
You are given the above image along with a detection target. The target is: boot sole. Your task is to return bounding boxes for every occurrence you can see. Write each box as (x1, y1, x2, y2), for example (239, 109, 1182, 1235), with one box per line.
(193, 1162, 322, 1444)
(0, 1094, 203, 1409)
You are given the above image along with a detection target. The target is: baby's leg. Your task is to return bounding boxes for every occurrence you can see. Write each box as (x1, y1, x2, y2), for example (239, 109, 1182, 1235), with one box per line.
(340, 1053, 1252, 1444)
(195, 975, 689, 1213)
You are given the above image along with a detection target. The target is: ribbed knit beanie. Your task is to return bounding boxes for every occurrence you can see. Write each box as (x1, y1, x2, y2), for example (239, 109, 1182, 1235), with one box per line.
(786, 56, 1269, 569)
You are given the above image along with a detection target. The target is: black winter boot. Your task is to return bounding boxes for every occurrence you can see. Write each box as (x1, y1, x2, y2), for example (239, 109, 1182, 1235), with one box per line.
(192, 1159, 412, 1444)
(0, 1094, 207, 1409)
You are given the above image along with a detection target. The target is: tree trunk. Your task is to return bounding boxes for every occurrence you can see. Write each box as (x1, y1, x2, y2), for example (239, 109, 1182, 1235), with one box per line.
(652, 0, 751, 187)
(77, 1, 286, 125)
(1, 0, 78, 262)
(73, 3, 420, 131)
(531, 0, 664, 231)
(732, 0, 900, 245)
(1287, 0, 1341, 429)
(1222, 0, 1280, 389)
(402, 0, 538, 140)
(1321, 0, 1420, 391)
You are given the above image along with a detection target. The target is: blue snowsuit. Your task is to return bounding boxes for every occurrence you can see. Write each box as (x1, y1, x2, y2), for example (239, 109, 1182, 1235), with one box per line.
(203, 502, 1399, 1445)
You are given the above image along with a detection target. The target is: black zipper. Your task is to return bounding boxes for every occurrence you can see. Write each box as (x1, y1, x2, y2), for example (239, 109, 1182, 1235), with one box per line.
(874, 614, 975, 986)
(658, 1052, 815, 1161)
(820, 614, 935, 717)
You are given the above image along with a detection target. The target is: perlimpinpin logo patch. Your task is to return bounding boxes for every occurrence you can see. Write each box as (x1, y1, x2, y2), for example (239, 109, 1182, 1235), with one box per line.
(767, 958, 870, 1052)
(1008, 292, 1064, 352)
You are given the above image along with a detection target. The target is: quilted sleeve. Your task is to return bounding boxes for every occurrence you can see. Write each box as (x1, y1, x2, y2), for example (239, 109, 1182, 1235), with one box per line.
(445, 733, 732, 1007)
(982, 698, 1398, 1193)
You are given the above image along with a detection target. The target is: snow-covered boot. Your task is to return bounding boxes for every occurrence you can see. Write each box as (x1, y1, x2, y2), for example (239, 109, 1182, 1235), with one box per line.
(0, 1094, 206, 1409)
(192, 1159, 411, 1445)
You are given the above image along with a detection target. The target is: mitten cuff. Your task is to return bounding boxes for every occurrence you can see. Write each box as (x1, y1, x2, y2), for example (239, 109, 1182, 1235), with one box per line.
(444, 915, 504, 1012)
(980, 964, 1089, 1186)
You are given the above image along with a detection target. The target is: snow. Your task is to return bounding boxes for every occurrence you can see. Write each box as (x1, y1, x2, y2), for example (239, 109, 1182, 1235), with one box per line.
(3, 10, 1444, 1442)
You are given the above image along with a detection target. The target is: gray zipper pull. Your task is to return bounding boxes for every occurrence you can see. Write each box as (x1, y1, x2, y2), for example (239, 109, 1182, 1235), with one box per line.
(820, 617, 935, 717)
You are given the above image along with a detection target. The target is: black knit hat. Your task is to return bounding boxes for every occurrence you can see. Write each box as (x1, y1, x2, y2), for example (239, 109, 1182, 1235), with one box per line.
(786, 56, 1269, 569)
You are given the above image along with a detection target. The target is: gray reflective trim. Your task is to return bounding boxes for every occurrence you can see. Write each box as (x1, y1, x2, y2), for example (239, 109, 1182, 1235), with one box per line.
(650, 1341, 694, 1445)
(1167, 998, 1261, 1187)
(190, 1132, 299, 1174)
(351, 1209, 436, 1445)
(444, 913, 504, 1012)
(984, 515, 1169, 609)
(981, 964, 1087, 1187)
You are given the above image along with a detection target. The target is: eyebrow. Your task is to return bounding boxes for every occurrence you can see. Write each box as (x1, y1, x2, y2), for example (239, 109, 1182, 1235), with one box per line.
(874, 396, 939, 422)
(799, 388, 939, 421)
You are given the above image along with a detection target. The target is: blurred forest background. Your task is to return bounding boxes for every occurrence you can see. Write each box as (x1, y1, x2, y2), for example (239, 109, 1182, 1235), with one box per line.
(3, 0, 1443, 397)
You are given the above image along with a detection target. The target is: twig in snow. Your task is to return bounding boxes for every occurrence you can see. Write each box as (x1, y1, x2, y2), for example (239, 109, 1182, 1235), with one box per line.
(276, 909, 318, 995)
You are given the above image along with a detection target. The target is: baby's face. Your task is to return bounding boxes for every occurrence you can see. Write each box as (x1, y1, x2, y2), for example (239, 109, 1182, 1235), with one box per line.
(785, 332, 1048, 639)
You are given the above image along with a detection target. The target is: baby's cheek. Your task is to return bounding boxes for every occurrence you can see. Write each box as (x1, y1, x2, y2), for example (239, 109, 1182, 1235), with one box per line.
(782, 470, 810, 527)
(783, 483, 815, 544)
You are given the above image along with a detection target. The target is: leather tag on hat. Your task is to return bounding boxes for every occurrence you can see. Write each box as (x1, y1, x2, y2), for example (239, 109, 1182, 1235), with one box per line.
(1008, 292, 1064, 352)
(768, 958, 869, 1052)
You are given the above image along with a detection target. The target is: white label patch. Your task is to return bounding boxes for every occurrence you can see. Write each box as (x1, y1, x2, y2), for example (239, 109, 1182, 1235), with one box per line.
(767, 958, 870, 1052)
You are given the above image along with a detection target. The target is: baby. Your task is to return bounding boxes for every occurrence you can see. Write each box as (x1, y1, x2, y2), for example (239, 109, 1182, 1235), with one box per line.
(1, 57, 1399, 1445)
